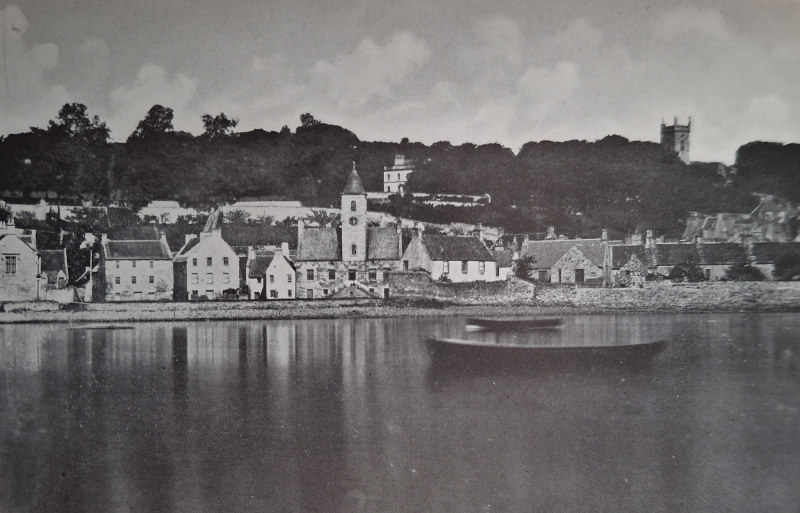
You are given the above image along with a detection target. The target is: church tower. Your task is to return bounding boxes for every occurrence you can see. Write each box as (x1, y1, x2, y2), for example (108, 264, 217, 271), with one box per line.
(341, 162, 368, 262)
(661, 116, 691, 164)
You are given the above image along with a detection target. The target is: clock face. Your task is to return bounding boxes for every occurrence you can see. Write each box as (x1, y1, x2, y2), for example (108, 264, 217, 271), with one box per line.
(349, 217, 359, 226)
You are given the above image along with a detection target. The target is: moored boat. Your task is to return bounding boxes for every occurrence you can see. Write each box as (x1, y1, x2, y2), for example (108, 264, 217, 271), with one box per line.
(466, 317, 563, 330)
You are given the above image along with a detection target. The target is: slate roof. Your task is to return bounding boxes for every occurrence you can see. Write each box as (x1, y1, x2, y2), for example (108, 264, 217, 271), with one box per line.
(173, 237, 201, 262)
(297, 227, 341, 261)
(493, 248, 514, 268)
(421, 235, 495, 261)
(104, 239, 172, 260)
(651, 243, 700, 266)
(249, 251, 296, 277)
(221, 224, 298, 254)
(366, 227, 401, 260)
(109, 225, 160, 240)
(697, 243, 748, 265)
(610, 244, 647, 269)
(520, 239, 607, 268)
(342, 169, 366, 195)
(751, 242, 800, 264)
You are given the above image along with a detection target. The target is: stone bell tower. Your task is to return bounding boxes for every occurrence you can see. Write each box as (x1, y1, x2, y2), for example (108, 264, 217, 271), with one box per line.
(341, 162, 368, 262)
(661, 116, 691, 164)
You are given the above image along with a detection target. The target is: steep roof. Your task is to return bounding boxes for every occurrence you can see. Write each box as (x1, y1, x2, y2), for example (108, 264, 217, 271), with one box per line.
(104, 239, 172, 260)
(610, 244, 647, 269)
(342, 168, 366, 195)
(520, 239, 607, 268)
(173, 237, 201, 262)
(493, 248, 514, 268)
(366, 227, 400, 260)
(297, 227, 341, 261)
(421, 235, 494, 261)
(249, 253, 274, 277)
(751, 242, 800, 264)
(221, 224, 298, 254)
(697, 243, 748, 265)
(651, 243, 700, 266)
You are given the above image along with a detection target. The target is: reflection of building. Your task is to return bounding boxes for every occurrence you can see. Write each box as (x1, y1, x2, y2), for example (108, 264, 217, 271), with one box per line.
(383, 154, 414, 193)
(295, 166, 401, 299)
(661, 116, 691, 164)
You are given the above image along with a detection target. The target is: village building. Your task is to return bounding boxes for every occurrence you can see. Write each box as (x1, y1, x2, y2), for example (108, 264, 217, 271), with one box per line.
(401, 229, 499, 283)
(252, 243, 296, 300)
(295, 166, 402, 299)
(39, 249, 69, 290)
(492, 247, 514, 281)
(649, 242, 747, 281)
(606, 244, 649, 287)
(220, 222, 297, 293)
(172, 218, 239, 301)
(682, 194, 798, 243)
(100, 232, 173, 301)
(519, 230, 613, 284)
(383, 154, 414, 193)
(0, 221, 42, 301)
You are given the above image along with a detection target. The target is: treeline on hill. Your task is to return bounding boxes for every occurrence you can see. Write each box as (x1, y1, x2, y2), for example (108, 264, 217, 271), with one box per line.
(2, 102, 792, 238)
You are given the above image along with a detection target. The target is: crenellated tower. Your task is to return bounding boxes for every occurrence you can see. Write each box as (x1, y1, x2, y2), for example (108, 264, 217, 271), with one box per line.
(661, 116, 691, 164)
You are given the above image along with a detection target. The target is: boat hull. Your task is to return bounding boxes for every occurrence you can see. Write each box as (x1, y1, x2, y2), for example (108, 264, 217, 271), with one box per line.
(466, 318, 562, 330)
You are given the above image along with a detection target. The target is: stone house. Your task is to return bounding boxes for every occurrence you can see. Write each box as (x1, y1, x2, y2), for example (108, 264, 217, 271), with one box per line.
(173, 226, 239, 301)
(246, 243, 296, 299)
(650, 242, 747, 281)
(401, 232, 499, 283)
(383, 154, 414, 193)
(519, 233, 611, 284)
(0, 231, 41, 301)
(39, 249, 69, 289)
(606, 244, 649, 287)
(101, 233, 173, 301)
(221, 222, 297, 293)
(295, 166, 402, 299)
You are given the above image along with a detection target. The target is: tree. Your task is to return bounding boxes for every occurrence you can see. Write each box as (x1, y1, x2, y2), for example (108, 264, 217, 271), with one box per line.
(668, 263, 707, 283)
(129, 105, 174, 141)
(514, 256, 536, 281)
(202, 113, 239, 138)
(43, 103, 110, 144)
(724, 263, 765, 282)
(224, 209, 250, 224)
(299, 113, 321, 128)
(304, 209, 340, 227)
(773, 253, 800, 281)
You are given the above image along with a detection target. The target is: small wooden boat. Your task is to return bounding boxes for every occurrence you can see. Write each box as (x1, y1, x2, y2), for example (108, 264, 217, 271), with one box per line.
(427, 337, 667, 368)
(466, 317, 562, 330)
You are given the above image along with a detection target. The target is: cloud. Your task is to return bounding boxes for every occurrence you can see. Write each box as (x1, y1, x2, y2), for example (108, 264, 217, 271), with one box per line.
(517, 61, 580, 118)
(310, 32, 430, 110)
(472, 15, 523, 65)
(109, 64, 197, 138)
(0, 6, 70, 134)
(550, 18, 604, 53)
(748, 94, 789, 122)
(654, 6, 729, 42)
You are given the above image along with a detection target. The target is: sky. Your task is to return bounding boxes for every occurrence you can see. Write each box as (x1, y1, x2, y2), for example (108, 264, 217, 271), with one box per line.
(0, 0, 798, 163)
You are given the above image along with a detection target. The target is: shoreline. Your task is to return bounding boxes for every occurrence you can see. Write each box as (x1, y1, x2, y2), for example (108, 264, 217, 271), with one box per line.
(1, 297, 799, 325)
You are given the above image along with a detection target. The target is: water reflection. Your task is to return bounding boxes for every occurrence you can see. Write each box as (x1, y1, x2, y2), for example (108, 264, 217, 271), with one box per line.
(1, 314, 799, 512)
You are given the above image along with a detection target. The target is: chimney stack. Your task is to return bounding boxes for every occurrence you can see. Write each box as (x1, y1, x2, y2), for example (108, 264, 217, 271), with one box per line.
(645, 229, 654, 249)
(545, 226, 556, 240)
(601, 229, 608, 242)
(281, 241, 289, 255)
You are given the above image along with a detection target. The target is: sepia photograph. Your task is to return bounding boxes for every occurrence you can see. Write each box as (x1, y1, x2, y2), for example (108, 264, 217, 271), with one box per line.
(1, 0, 799, 511)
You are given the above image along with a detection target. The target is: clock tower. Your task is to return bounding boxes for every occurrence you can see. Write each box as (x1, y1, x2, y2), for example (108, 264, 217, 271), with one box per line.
(341, 162, 368, 262)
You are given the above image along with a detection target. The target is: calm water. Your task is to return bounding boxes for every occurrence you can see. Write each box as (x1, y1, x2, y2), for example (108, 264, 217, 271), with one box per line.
(1, 313, 799, 513)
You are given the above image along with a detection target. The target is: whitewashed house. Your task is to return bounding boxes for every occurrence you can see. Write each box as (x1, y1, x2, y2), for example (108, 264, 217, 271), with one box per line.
(401, 232, 499, 283)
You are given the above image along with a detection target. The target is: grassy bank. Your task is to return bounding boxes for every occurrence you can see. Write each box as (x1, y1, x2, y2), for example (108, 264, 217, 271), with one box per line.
(1, 281, 799, 324)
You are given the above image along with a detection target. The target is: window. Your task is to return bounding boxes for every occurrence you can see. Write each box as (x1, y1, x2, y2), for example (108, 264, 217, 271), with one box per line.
(462, 261, 468, 274)
(270, 290, 278, 298)
(479, 261, 485, 274)
(348, 270, 356, 281)
(223, 273, 230, 284)
(115, 276, 120, 285)
(496, 267, 500, 277)
(149, 276, 155, 284)
(256, 277, 261, 283)
(368, 270, 376, 282)
(207, 257, 212, 266)
(328, 270, 335, 280)
(191, 273, 199, 284)
(149, 261, 154, 268)
(224, 257, 230, 266)
(287, 274, 293, 283)
(306, 289, 314, 299)
(132, 260, 136, 268)
(307, 269, 314, 280)
(403, 260, 409, 271)
(350, 200, 356, 212)
(704, 268, 711, 279)
(115, 261, 120, 269)
(539, 270, 548, 282)
(131, 276, 137, 284)
(269, 274, 275, 284)
(575, 269, 585, 283)
(351, 244, 357, 256)
(443, 261, 449, 274)
(192, 258, 197, 266)
(206, 273, 213, 284)
(323, 288, 329, 296)
(288, 290, 293, 297)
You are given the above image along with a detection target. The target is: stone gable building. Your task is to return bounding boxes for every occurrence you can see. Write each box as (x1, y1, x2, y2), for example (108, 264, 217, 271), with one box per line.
(295, 166, 402, 299)
(101, 233, 173, 301)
